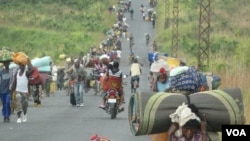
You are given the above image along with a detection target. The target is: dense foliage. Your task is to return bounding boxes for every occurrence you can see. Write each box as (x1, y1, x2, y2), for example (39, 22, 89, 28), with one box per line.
(155, 0, 250, 70)
(0, 0, 116, 64)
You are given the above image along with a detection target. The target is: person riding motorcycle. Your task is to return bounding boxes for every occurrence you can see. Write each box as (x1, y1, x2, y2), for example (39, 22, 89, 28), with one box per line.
(129, 57, 142, 93)
(99, 61, 124, 111)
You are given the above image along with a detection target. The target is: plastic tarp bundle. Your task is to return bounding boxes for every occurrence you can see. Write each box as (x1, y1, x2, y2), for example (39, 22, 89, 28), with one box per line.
(31, 56, 52, 68)
(31, 56, 52, 73)
(128, 88, 244, 136)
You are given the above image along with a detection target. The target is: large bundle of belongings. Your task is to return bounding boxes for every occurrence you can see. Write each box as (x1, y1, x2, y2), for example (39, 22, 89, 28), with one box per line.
(168, 66, 203, 93)
(12, 52, 29, 65)
(0, 47, 13, 62)
(128, 88, 245, 136)
(150, 54, 221, 93)
(10, 55, 53, 74)
(31, 56, 53, 73)
(168, 65, 221, 93)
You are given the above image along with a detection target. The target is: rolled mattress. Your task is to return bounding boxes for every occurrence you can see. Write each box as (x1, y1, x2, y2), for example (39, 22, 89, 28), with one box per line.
(128, 88, 244, 136)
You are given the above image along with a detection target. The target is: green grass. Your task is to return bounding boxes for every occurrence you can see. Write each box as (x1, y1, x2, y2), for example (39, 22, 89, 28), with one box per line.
(0, 0, 116, 64)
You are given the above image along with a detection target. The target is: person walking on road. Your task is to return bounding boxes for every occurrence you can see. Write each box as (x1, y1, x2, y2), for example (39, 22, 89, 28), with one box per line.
(152, 18, 155, 28)
(27, 61, 42, 107)
(152, 12, 156, 28)
(130, 8, 134, 20)
(0, 61, 14, 123)
(71, 59, 86, 107)
(12, 61, 31, 123)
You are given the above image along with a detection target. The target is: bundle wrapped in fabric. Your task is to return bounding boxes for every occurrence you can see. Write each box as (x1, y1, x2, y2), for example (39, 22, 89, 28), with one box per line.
(128, 88, 244, 136)
(0, 47, 13, 62)
(169, 66, 202, 93)
(12, 52, 29, 65)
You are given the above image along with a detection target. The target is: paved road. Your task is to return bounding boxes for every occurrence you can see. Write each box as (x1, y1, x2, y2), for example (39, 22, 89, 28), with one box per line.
(0, 0, 155, 141)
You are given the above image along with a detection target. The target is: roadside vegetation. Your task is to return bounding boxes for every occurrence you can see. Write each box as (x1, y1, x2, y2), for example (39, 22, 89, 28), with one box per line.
(155, 0, 250, 123)
(0, 0, 116, 65)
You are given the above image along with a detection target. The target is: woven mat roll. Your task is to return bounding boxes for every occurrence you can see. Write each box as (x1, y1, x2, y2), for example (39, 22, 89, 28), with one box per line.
(128, 92, 188, 136)
(128, 88, 244, 136)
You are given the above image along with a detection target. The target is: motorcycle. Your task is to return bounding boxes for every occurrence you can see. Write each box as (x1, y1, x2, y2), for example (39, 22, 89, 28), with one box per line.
(103, 88, 122, 119)
(131, 75, 139, 94)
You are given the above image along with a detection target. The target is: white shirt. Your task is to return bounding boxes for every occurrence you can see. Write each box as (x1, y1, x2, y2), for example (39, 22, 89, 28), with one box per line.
(130, 63, 141, 76)
(16, 69, 29, 93)
(122, 17, 126, 23)
(116, 50, 122, 58)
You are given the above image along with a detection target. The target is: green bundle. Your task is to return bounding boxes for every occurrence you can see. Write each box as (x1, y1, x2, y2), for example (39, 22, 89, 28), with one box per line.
(0, 47, 13, 62)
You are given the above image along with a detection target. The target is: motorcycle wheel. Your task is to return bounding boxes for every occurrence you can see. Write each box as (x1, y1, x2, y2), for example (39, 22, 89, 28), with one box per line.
(110, 103, 117, 119)
(132, 81, 137, 93)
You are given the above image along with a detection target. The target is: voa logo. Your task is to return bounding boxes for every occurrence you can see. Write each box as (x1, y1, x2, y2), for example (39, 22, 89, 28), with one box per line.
(226, 129, 246, 136)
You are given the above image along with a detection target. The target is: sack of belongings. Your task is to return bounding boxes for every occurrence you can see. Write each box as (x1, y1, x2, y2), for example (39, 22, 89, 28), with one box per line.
(12, 52, 29, 65)
(0, 47, 13, 62)
(169, 66, 202, 93)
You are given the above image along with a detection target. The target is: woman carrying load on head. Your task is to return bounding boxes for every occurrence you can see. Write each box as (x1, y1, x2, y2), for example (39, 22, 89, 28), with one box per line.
(168, 103, 209, 141)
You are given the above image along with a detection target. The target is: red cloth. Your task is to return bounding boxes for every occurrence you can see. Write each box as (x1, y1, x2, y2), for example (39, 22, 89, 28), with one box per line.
(102, 75, 122, 92)
(28, 67, 42, 85)
(159, 67, 167, 74)
(90, 134, 98, 140)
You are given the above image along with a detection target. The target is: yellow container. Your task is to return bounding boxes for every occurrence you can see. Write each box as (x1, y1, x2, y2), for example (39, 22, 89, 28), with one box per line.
(50, 82, 56, 93)
(167, 57, 180, 69)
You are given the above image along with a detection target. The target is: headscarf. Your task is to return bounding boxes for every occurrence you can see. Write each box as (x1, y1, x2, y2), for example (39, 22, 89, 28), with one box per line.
(169, 103, 200, 137)
(159, 67, 167, 74)
(169, 103, 200, 127)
